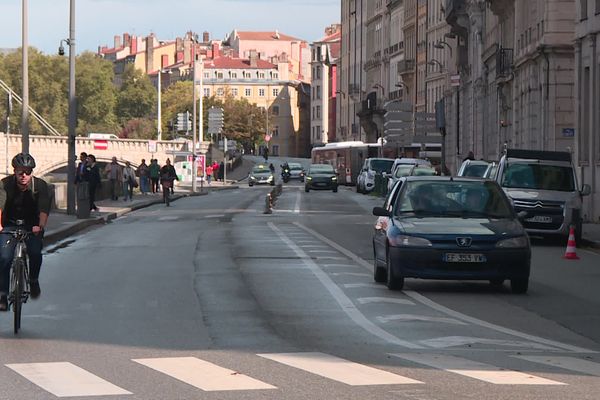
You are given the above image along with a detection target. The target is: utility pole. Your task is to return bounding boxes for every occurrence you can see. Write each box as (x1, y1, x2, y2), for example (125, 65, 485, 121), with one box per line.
(157, 70, 162, 141)
(191, 36, 198, 193)
(66, 0, 77, 215)
(5, 92, 11, 174)
(21, 0, 29, 153)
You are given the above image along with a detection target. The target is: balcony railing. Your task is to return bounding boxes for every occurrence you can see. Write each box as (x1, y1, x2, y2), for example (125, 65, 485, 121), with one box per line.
(496, 47, 514, 79)
(398, 59, 415, 75)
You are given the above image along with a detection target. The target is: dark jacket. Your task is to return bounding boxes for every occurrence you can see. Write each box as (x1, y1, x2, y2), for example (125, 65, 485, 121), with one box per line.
(86, 164, 102, 187)
(159, 165, 178, 182)
(0, 175, 51, 228)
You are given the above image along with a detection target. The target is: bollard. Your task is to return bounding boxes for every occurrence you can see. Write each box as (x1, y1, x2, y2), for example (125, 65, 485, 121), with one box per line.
(264, 193, 273, 214)
(270, 188, 278, 205)
(76, 182, 91, 219)
(276, 183, 283, 196)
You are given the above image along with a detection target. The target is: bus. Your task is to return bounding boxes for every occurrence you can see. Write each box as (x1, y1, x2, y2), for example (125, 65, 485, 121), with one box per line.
(311, 142, 380, 185)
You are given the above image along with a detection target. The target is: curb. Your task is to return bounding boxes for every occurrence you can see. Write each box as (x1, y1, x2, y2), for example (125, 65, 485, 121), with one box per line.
(581, 238, 600, 249)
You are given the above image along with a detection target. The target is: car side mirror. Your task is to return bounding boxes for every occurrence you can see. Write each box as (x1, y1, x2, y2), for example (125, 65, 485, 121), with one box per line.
(581, 184, 592, 196)
(372, 206, 392, 217)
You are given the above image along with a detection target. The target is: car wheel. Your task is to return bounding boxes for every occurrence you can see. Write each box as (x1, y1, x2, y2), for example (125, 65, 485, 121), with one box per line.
(510, 278, 529, 294)
(386, 249, 404, 291)
(270, 181, 275, 186)
(373, 246, 386, 283)
(489, 278, 504, 287)
(249, 183, 253, 187)
(333, 187, 338, 193)
(305, 187, 310, 193)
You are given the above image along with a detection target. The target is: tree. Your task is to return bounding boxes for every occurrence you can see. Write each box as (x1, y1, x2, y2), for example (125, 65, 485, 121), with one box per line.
(160, 80, 193, 139)
(116, 64, 156, 124)
(119, 118, 156, 140)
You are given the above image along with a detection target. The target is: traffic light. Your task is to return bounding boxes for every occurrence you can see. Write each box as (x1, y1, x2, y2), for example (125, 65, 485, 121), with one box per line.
(176, 111, 191, 132)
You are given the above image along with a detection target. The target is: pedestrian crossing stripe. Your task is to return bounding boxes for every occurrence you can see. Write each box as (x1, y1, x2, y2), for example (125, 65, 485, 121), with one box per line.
(513, 356, 600, 377)
(258, 352, 423, 386)
(132, 357, 277, 391)
(5, 362, 132, 397)
(390, 353, 567, 385)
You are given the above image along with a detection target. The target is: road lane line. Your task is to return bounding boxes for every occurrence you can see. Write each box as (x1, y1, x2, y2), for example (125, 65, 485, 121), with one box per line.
(343, 283, 387, 290)
(421, 336, 556, 350)
(294, 190, 301, 213)
(269, 222, 424, 349)
(5, 362, 132, 397)
(258, 352, 422, 386)
(294, 222, 595, 354)
(377, 315, 468, 325)
(331, 272, 371, 277)
(132, 357, 276, 391)
(513, 356, 600, 376)
(390, 354, 566, 385)
(357, 297, 415, 306)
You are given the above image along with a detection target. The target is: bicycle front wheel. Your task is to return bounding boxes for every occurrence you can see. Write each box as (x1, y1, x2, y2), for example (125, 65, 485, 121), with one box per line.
(11, 260, 24, 334)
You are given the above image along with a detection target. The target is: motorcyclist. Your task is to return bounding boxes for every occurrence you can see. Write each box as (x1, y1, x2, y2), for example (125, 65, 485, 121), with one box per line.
(0, 153, 50, 311)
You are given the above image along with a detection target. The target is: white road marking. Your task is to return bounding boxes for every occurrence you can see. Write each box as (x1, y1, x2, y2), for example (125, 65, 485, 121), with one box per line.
(132, 357, 276, 391)
(421, 336, 557, 350)
(390, 354, 566, 385)
(258, 352, 422, 386)
(269, 222, 424, 349)
(344, 283, 387, 290)
(377, 315, 467, 325)
(294, 190, 301, 214)
(158, 216, 179, 221)
(513, 356, 600, 376)
(357, 297, 415, 306)
(331, 272, 371, 277)
(308, 250, 338, 254)
(322, 264, 361, 269)
(294, 222, 595, 354)
(313, 256, 346, 260)
(5, 362, 132, 397)
(204, 214, 226, 218)
(300, 245, 329, 248)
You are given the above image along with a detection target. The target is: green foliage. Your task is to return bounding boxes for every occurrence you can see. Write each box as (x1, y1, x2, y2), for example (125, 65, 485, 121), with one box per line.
(116, 64, 157, 123)
(119, 117, 156, 140)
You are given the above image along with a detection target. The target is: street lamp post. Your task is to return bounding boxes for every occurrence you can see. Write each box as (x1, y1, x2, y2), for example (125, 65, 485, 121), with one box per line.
(66, 0, 76, 215)
(157, 70, 162, 141)
(21, 0, 29, 153)
(434, 41, 453, 58)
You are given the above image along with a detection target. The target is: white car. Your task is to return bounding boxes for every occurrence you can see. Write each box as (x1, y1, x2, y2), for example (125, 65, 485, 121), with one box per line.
(357, 158, 395, 193)
(386, 164, 437, 193)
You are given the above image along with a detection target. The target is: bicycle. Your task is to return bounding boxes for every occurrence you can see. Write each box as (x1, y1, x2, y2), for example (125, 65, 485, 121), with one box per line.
(161, 177, 175, 206)
(4, 220, 31, 334)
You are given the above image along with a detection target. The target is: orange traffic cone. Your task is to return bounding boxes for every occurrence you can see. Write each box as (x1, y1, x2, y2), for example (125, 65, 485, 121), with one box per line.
(563, 226, 579, 260)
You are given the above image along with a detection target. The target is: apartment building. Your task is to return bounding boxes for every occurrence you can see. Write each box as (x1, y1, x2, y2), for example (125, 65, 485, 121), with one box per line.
(575, 0, 600, 221)
(310, 25, 341, 146)
(426, 0, 451, 114)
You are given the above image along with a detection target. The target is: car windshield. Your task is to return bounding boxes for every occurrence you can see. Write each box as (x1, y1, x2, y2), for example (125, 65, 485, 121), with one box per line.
(370, 159, 394, 173)
(310, 165, 335, 174)
(289, 163, 303, 170)
(412, 167, 437, 176)
(462, 163, 489, 177)
(394, 165, 415, 178)
(252, 166, 270, 173)
(502, 163, 575, 191)
(394, 180, 513, 218)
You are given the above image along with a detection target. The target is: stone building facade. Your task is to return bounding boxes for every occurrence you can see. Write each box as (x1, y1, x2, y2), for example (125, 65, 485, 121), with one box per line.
(575, 0, 600, 222)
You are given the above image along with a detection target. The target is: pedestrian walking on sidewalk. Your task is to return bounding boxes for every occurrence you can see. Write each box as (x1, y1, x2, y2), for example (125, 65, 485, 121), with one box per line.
(206, 164, 213, 186)
(86, 154, 101, 212)
(160, 159, 178, 206)
(149, 159, 161, 193)
(122, 161, 137, 201)
(137, 159, 150, 194)
(104, 157, 122, 200)
(75, 152, 88, 184)
(0, 153, 50, 310)
(218, 161, 225, 182)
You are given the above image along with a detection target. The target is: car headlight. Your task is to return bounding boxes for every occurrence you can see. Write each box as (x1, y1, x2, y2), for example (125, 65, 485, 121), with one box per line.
(389, 235, 432, 247)
(307, 176, 312, 180)
(332, 176, 337, 181)
(496, 236, 529, 248)
(250, 176, 256, 181)
(267, 175, 274, 181)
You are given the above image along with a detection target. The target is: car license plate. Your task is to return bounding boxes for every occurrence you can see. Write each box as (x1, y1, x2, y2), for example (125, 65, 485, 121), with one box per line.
(525, 215, 553, 223)
(444, 253, 487, 263)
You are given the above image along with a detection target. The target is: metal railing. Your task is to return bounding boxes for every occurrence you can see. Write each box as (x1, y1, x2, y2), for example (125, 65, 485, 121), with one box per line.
(0, 79, 62, 136)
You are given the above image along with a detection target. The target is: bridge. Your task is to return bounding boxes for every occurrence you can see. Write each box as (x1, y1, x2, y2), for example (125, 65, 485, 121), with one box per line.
(0, 134, 189, 177)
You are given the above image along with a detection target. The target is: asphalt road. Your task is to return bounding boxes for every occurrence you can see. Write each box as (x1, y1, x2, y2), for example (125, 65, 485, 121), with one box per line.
(1, 182, 599, 400)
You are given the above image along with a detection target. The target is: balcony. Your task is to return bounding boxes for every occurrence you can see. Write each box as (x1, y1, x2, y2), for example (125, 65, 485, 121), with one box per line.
(398, 59, 415, 75)
(496, 47, 513, 79)
(445, 0, 467, 32)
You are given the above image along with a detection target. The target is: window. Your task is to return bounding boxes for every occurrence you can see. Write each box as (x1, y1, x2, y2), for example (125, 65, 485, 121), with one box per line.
(273, 126, 279, 136)
(216, 72, 224, 79)
(581, 0, 588, 19)
(231, 88, 238, 96)
(231, 72, 238, 79)
(272, 88, 279, 97)
(272, 72, 279, 79)
(204, 72, 210, 79)
(217, 88, 224, 96)
(597, 0, 600, 14)
(316, 105, 321, 119)
(317, 86, 321, 99)
(259, 72, 265, 79)
(259, 88, 265, 97)
(244, 72, 252, 79)
(272, 105, 280, 116)
(245, 88, 252, 97)
(203, 88, 211, 97)
(272, 145, 279, 156)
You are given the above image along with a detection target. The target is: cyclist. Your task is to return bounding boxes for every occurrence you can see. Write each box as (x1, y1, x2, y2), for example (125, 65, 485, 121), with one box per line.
(0, 153, 51, 311)
(159, 158, 178, 205)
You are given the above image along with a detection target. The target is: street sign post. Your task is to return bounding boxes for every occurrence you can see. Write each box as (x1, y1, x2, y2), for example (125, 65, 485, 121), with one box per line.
(148, 140, 157, 154)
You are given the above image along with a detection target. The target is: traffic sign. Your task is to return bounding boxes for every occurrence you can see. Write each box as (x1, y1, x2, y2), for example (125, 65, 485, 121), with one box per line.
(94, 139, 108, 150)
(148, 140, 157, 153)
(265, 135, 271, 142)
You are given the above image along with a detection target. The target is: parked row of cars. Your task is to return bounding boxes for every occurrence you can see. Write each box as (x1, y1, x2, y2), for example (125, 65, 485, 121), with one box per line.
(356, 157, 437, 194)
(369, 148, 592, 294)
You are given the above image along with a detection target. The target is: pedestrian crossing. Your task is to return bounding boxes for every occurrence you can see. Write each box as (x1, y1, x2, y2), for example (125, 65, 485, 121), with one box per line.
(4, 352, 600, 397)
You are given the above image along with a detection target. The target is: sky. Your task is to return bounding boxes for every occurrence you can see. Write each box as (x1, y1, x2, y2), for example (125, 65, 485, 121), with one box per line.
(0, 0, 340, 54)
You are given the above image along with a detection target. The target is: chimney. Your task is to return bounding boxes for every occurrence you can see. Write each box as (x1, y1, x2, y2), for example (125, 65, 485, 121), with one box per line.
(114, 35, 122, 49)
(131, 37, 137, 54)
(274, 29, 280, 40)
(212, 42, 220, 58)
(249, 50, 258, 67)
(203, 31, 210, 42)
(123, 33, 131, 47)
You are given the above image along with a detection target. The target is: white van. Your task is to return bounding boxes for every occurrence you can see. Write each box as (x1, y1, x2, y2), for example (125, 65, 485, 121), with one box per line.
(87, 133, 119, 140)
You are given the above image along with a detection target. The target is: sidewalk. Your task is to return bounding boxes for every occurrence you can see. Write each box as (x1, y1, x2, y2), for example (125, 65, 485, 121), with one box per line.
(583, 223, 600, 249)
(44, 185, 237, 246)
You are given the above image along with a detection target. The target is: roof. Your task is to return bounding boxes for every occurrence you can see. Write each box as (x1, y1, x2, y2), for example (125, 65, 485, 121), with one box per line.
(317, 31, 341, 43)
(205, 56, 276, 70)
(236, 31, 303, 42)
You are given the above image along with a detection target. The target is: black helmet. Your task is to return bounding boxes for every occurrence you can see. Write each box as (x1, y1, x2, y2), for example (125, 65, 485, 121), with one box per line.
(12, 153, 36, 169)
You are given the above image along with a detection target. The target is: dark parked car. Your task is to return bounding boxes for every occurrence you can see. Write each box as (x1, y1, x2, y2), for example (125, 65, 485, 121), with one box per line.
(305, 164, 338, 192)
(248, 164, 274, 186)
(372, 176, 531, 293)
